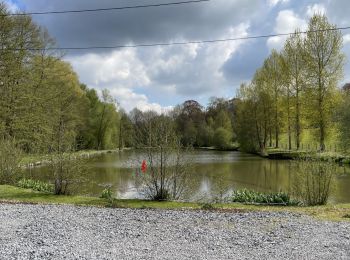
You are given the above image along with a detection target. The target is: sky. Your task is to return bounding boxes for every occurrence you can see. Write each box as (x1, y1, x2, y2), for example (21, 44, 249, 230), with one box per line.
(4, 0, 350, 113)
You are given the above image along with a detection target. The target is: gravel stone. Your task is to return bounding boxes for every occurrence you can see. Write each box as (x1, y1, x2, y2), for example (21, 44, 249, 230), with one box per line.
(0, 204, 349, 259)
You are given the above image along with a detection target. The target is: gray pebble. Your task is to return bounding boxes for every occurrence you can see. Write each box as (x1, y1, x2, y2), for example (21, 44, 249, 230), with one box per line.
(0, 204, 349, 259)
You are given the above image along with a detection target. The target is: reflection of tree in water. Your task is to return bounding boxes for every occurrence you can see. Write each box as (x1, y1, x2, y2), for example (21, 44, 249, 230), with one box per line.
(188, 160, 292, 201)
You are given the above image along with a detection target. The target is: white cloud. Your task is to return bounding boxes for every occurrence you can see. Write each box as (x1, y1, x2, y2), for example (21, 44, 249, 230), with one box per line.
(66, 23, 250, 112)
(267, 36, 287, 51)
(69, 49, 150, 88)
(344, 34, 350, 45)
(273, 10, 306, 34)
(109, 88, 173, 114)
(306, 4, 326, 17)
(4, 0, 19, 12)
(142, 23, 250, 96)
(268, 0, 289, 7)
(267, 10, 307, 50)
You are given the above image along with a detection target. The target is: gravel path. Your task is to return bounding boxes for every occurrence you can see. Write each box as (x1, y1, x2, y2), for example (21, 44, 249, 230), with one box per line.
(0, 204, 349, 259)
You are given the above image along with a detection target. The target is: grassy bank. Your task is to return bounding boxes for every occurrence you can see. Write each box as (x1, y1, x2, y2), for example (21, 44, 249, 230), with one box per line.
(20, 149, 120, 167)
(265, 148, 350, 164)
(1, 185, 350, 221)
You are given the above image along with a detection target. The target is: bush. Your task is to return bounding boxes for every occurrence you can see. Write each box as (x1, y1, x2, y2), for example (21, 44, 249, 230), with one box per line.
(0, 138, 22, 185)
(292, 159, 335, 206)
(231, 189, 299, 206)
(134, 115, 192, 201)
(213, 127, 233, 149)
(17, 178, 54, 193)
(201, 203, 215, 210)
(101, 187, 113, 200)
(342, 158, 350, 164)
(49, 154, 87, 195)
(150, 188, 170, 201)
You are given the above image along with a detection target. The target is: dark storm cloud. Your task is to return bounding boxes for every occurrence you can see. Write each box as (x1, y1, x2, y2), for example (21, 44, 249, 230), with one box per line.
(221, 40, 269, 84)
(20, 0, 262, 52)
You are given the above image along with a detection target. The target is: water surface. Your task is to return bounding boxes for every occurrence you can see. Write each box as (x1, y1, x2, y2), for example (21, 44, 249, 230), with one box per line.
(26, 150, 350, 203)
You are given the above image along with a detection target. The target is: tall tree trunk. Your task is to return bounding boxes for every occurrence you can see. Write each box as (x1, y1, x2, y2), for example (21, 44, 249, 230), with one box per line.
(275, 102, 279, 148)
(96, 105, 106, 150)
(287, 88, 292, 150)
(318, 73, 325, 152)
(319, 110, 326, 151)
(269, 113, 272, 147)
(118, 118, 123, 151)
(274, 83, 279, 148)
(295, 85, 301, 150)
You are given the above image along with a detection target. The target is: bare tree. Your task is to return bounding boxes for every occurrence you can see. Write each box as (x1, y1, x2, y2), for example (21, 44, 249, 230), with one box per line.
(134, 113, 192, 201)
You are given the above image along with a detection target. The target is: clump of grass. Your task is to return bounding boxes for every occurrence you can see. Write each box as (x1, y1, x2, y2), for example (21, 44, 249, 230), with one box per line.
(17, 178, 54, 193)
(100, 187, 113, 200)
(343, 214, 350, 219)
(106, 199, 121, 208)
(100, 187, 121, 208)
(231, 189, 300, 206)
(201, 202, 215, 210)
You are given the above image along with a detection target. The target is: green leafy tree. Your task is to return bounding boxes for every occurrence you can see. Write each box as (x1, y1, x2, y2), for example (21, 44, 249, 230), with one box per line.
(303, 14, 345, 151)
(338, 90, 350, 153)
(283, 30, 306, 150)
(236, 82, 271, 153)
(262, 50, 284, 148)
(118, 109, 134, 149)
(213, 127, 233, 149)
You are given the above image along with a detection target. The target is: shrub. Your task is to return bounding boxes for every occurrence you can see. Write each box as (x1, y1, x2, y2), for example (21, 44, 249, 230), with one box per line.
(0, 138, 22, 185)
(231, 189, 299, 206)
(17, 178, 54, 193)
(150, 188, 170, 201)
(49, 154, 87, 195)
(201, 203, 215, 210)
(101, 187, 113, 200)
(133, 115, 192, 201)
(213, 127, 233, 150)
(342, 158, 350, 164)
(292, 159, 335, 206)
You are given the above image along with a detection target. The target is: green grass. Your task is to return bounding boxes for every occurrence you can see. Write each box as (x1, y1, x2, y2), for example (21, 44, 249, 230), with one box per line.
(17, 178, 54, 193)
(231, 189, 299, 206)
(1, 185, 350, 221)
(0, 185, 199, 209)
(265, 147, 350, 163)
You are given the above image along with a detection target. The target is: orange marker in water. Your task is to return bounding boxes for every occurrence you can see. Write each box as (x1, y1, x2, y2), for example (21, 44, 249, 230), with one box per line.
(141, 160, 147, 173)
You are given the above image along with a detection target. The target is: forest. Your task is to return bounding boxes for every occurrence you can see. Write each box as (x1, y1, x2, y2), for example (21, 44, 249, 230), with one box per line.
(1, 2, 350, 159)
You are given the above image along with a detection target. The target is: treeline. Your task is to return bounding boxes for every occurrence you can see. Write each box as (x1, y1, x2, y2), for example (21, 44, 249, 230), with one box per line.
(235, 14, 349, 153)
(0, 3, 121, 154)
(125, 98, 237, 149)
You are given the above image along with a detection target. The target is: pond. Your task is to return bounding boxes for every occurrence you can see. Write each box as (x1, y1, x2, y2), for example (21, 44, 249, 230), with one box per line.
(25, 150, 350, 203)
